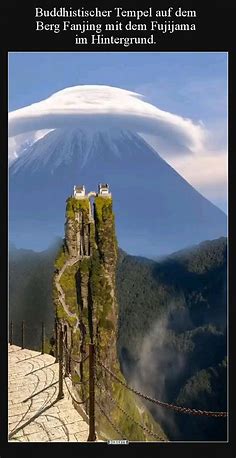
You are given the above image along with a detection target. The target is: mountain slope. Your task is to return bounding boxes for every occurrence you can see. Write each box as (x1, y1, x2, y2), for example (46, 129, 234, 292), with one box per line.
(9, 128, 226, 256)
(9, 237, 227, 440)
(9, 242, 58, 349)
(117, 237, 227, 441)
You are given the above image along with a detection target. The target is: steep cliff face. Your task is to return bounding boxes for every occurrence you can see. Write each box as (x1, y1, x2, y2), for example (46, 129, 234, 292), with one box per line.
(53, 191, 167, 441)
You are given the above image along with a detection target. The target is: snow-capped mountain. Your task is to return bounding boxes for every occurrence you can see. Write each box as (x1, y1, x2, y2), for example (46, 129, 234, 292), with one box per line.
(9, 126, 226, 256)
(10, 128, 125, 173)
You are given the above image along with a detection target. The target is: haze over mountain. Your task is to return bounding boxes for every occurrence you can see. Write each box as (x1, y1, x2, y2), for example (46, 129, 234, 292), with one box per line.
(9, 86, 226, 256)
(9, 236, 227, 440)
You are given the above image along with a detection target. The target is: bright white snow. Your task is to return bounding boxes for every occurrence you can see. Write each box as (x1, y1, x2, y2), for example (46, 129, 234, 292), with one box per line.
(9, 85, 206, 163)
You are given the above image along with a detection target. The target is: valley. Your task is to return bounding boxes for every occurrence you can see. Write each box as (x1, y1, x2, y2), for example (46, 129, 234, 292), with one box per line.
(9, 236, 227, 441)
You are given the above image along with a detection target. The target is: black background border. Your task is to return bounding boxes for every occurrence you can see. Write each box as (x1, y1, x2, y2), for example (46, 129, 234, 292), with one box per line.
(0, 2, 235, 457)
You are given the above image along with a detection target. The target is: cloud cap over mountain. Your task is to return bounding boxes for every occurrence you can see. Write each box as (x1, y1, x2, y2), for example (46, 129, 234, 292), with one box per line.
(9, 85, 205, 161)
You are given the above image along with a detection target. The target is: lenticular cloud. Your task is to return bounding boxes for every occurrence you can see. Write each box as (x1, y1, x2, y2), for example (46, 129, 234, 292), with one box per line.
(9, 85, 206, 162)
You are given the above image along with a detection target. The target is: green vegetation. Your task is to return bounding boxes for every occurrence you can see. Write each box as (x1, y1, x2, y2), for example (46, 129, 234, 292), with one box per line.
(88, 195, 166, 441)
(54, 243, 69, 269)
(112, 385, 166, 441)
(101, 318, 115, 331)
(89, 227, 115, 344)
(115, 372, 166, 440)
(9, 242, 59, 351)
(174, 357, 227, 440)
(74, 197, 90, 213)
(56, 301, 77, 327)
(116, 238, 227, 441)
(66, 197, 90, 220)
(71, 372, 81, 384)
(44, 336, 54, 355)
(54, 241, 80, 327)
(71, 329, 81, 354)
(117, 238, 227, 360)
(94, 196, 118, 266)
(80, 257, 91, 274)
(94, 196, 112, 221)
(167, 237, 226, 274)
(96, 384, 166, 441)
(89, 220, 96, 245)
(9, 229, 227, 441)
(66, 198, 75, 219)
(90, 254, 113, 324)
(59, 262, 80, 314)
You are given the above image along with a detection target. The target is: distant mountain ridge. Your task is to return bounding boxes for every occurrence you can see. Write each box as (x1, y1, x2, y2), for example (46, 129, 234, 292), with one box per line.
(117, 236, 227, 441)
(9, 127, 226, 256)
(9, 236, 227, 441)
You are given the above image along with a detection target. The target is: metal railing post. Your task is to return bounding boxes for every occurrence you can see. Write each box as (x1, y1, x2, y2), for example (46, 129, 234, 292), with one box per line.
(41, 322, 45, 354)
(71, 328, 74, 349)
(64, 326, 70, 377)
(55, 319, 58, 363)
(87, 343, 96, 441)
(10, 320, 13, 345)
(69, 328, 73, 373)
(57, 326, 64, 400)
(21, 320, 25, 349)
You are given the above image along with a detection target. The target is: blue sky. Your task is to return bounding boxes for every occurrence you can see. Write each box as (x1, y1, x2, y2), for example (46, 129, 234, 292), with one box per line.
(9, 52, 227, 212)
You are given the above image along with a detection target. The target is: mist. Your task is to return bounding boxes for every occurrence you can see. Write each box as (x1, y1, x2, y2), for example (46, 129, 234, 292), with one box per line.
(120, 301, 193, 438)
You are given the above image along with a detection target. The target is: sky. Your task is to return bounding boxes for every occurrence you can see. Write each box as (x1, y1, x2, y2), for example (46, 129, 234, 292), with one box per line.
(8, 52, 227, 212)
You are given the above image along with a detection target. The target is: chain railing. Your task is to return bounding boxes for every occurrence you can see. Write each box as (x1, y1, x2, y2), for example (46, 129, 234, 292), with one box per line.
(63, 343, 89, 364)
(66, 372, 90, 386)
(95, 379, 166, 441)
(58, 328, 96, 440)
(95, 400, 125, 439)
(9, 319, 49, 355)
(9, 320, 228, 444)
(96, 358, 228, 419)
(64, 375, 90, 406)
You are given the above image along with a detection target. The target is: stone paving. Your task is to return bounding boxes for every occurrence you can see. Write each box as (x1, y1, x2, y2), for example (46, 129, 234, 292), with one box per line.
(8, 344, 90, 442)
